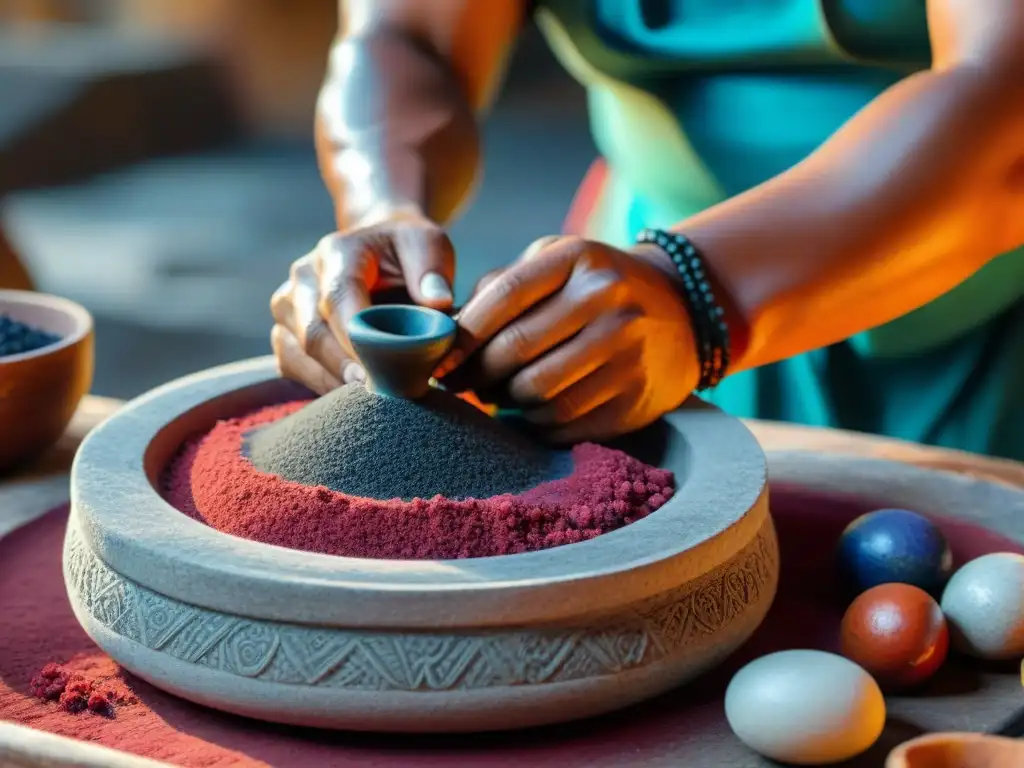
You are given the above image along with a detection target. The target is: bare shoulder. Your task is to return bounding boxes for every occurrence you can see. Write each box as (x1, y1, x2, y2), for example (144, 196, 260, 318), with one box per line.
(338, 0, 527, 109)
(928, 0, 1024, 71)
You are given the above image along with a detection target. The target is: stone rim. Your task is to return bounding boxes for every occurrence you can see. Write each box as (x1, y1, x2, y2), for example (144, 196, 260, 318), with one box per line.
(70, 357, 769, 628)
(62, 515, 778, 699)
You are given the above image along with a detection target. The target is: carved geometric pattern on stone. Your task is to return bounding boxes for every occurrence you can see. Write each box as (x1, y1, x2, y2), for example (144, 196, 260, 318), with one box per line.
(64, 518, 778, 692)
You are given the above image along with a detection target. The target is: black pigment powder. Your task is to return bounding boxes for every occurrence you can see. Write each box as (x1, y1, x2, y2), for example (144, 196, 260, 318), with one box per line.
(246, 384, 573, 501)
(0, 315, 60, 357)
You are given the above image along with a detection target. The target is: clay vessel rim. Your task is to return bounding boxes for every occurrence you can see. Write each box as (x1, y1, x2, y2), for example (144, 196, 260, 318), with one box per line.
(885, 732, 1024, 767)
(0, 290, 93, 365)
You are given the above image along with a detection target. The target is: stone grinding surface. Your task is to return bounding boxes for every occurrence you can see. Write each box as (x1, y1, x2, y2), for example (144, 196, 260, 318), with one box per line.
(247, 386, 574, 501)
(4, 493, 1024, 767)
(162, 400, 675, 559)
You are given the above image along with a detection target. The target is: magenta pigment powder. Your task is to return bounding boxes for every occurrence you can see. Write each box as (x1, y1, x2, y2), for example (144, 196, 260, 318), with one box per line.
(162, 398, 675, 560)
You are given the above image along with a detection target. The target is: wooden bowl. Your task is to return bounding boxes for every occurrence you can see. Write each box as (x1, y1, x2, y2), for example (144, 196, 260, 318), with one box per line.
(65, 357, 775, 732)
(887, 733, 1024, 767)
(0, 290, 93, 472)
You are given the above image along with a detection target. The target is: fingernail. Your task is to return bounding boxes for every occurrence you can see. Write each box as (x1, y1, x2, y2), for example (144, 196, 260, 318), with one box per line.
(343, 362, 366, 383)
(420, 272, 453, 303)
(433, 348, 465, 379)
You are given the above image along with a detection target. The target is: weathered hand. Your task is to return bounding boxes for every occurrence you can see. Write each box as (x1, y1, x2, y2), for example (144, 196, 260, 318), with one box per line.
(438, 236, 699, 443)
(271, 212, 455, 394)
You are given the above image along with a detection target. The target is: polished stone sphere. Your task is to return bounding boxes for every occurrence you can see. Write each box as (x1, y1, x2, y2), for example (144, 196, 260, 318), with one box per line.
(840, 583, 949, 690)
(837, 508, 953, 595)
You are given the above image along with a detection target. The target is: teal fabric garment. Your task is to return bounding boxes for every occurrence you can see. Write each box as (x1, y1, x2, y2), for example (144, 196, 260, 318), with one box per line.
(708, 304, 1024, 460)
(535, 0, 1024, 460)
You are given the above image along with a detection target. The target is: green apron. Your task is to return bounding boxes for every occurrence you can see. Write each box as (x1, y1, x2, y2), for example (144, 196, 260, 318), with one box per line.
(535, 0, 1024, 460)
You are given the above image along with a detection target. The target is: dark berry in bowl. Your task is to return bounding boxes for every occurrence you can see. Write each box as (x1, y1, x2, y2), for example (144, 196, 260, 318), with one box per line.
(0, 314, 62, 358)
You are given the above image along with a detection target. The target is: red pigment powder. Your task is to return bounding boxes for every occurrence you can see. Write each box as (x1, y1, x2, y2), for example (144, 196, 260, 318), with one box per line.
(30, 660, 137, 717)
(162, 401, 675, 559)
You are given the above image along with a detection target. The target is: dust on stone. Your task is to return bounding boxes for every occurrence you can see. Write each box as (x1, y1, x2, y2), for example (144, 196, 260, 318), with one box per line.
(246, 384, 574, 501)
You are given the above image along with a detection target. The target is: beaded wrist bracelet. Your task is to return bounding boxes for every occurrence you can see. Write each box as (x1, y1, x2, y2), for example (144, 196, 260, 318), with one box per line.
(635, 228, 731, 391)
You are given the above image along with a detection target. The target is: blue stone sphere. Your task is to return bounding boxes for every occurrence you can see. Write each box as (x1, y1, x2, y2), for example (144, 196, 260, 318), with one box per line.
(837, 509, 953, 596)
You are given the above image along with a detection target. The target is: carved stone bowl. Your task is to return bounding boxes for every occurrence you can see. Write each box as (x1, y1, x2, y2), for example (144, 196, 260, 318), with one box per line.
(64, 357, 775, 732)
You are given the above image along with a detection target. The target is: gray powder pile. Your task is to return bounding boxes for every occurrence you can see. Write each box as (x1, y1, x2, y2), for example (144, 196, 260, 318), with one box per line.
(245, 384, 573, 501)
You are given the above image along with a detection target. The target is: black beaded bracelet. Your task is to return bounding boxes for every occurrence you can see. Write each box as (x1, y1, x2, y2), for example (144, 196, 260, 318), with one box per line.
(636, 228, 731, 391)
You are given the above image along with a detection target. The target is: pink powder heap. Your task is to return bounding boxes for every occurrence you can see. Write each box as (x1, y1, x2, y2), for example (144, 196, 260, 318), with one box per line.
(30, 661, 137, 717)
(162, 401, 675, 560)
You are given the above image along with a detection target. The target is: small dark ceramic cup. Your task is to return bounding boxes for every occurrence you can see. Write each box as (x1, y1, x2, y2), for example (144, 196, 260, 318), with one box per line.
(347, 305, 457, 400)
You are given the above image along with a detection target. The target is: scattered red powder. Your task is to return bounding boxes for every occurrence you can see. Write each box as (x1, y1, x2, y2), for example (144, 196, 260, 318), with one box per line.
(29, 662, 70, 701)
(162, 401, 675, 559)
(60, 678, 92, 714)
(30, 659, 137, 717)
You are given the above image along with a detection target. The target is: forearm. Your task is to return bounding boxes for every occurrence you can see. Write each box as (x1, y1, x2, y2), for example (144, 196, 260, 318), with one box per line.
(677, 64, 1024, 372)
(315, 29, 481, 229)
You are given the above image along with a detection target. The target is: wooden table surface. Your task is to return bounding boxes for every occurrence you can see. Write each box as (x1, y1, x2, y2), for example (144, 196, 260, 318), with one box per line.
(1, 394, 1022, 768)
(8, 395, 122, 478)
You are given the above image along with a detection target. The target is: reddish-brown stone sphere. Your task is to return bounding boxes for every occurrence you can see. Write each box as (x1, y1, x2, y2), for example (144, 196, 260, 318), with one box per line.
(840, 583, 949, 690)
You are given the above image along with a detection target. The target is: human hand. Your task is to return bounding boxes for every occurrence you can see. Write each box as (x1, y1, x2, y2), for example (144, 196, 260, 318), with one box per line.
(271, 211, 455, 394)
(437, 236, 699, 443)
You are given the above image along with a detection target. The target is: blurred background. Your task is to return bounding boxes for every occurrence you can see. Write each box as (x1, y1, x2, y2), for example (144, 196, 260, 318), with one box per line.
(0, 0, 595, 398)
